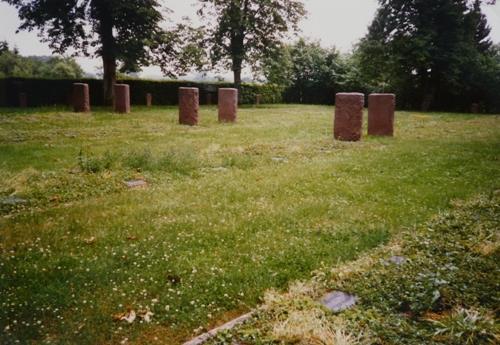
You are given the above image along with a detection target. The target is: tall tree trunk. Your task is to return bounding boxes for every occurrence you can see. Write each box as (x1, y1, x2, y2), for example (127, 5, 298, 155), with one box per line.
(95, 1, 116, 106)
(233, 66, 242, 90)
(102, 55, 116, 106)
(232, 55, 243, 104)
(419, 70, 435, 112)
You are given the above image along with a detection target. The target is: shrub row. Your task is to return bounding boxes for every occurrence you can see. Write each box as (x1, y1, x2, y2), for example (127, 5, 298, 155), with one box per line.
(0, 78, 284, 107)
(2, 77, 499, 113)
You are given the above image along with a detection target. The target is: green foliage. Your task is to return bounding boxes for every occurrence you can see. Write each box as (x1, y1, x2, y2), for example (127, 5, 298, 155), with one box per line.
(222, 154, 255, 170)
(261, 43, 294, 88)
(124, 148, 199, 176)
(263, 39, 367, 104)
(77, 148, 200, 176)
(430, 307, 499, 345)
(0, 44, 33, 78)
(0, 106, 499, 344)
(210, 193, 500, 345)
(0, 77, 282, 107)
(198, 0, 306, 86)
(78, 149, 115, 174)
(239, 83, 284, 104)
(2, 0, 164, 70)
(0, 41, 84, 79)
(123, 149, 155, 171)
(33, 56, 84, 79)
(339, 194, 500, 344)
(356, 0, 500, 112)
(2, 0, 201, 103)
(155, 149, 200, 176)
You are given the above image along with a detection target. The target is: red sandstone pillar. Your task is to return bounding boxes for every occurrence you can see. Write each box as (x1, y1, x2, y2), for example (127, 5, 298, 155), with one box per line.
(179, 87, 199, 126)
(18, 93, 27, 108)
(73, 83, 90, 113)
(114, 84, 130, 113)
(368, 94, 395, 136)
(256, 94, 261, 105)
(218, 88, 238, 123)
(334, 93, 365, 142)
(146, 93, 152, 107)
(206, 93, 213, 106)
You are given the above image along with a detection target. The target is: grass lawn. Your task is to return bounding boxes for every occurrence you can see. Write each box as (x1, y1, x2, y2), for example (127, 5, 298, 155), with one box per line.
(212, 193, 499, 345)
(0, 104, 499, 344)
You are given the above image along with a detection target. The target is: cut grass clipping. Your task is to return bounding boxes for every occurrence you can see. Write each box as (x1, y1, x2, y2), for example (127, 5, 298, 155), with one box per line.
(209, 192, 500, 345)
(0, 105, 499, 344)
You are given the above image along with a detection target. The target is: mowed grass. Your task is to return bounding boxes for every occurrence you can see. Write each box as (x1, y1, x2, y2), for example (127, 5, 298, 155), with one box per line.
(0, 104, 499, 344)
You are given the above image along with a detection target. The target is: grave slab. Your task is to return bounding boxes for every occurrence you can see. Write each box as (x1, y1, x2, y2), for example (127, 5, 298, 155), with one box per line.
(124, 180, 148, 189)
(388, 256, 407, 265)
(1, 196, 27, 206)
(321, 291, 358, 312)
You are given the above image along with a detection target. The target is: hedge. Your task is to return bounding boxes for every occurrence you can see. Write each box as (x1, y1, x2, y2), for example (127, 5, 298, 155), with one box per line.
(0, 78, 284, 107)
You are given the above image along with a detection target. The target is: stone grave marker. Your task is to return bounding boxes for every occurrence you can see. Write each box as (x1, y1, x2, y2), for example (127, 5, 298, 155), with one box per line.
(218, 88, 238, 123)
(124, 180, 147, 189)
(368, 93, 396, 136)
(334, 93, 364, 141)
(73, 83, 90, 113)
(321, 291, 358, 312)
(114, 84, 130, 113)
(179, 87, 199, 126)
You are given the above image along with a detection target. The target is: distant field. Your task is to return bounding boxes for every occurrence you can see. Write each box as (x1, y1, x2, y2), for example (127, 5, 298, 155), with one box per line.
(0, 105, 499, 344)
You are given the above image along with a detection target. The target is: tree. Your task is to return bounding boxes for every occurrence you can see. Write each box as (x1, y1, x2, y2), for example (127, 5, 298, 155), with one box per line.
(0, 43, 85, 79)
(3, 0, 199, 104)
(0, 41, 9, 54)
(262, 38, 363, 104)
(356, 0, 498, 111)
(33, 56, 84, 79)
(0, 43, 33, 78)
(261, 43, 294, 87)
(198, 0, 306, 89)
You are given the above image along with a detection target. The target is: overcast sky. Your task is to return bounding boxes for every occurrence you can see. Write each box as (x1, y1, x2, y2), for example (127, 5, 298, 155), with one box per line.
(1, 0, 499, 79)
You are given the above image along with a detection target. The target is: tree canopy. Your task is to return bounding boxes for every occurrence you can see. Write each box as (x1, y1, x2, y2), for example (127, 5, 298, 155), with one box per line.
(198, 0, 306, 88)
(262, 39, 368, 104)
(3, 0, 200, 103)
(356, 0, 499, 111)
(0, 41, 84, 79)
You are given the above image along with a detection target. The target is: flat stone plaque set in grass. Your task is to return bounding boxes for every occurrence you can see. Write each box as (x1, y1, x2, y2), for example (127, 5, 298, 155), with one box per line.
(72, 83, 395, 138)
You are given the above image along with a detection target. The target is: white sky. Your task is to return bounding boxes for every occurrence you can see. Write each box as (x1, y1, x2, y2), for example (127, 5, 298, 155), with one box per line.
(0, 0, 499, 79)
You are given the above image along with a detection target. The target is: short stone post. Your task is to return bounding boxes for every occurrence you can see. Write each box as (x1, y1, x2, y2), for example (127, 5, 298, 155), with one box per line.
(218, 88, 238, 123)
(179, 87, 199, 126)
(73, 83, 90, 113)
(256, 94, 262, 106)
(334, 93, 365, 142)
(146, 93, 152, 107)
(368, 93, 395, 136)
(114, 84, 130, 113)
(18, 93, 27, 108)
